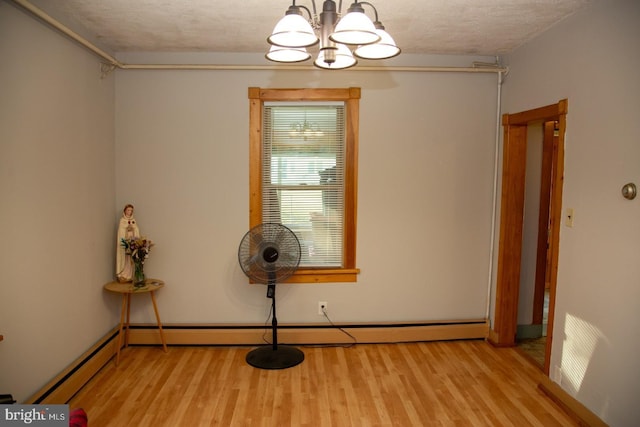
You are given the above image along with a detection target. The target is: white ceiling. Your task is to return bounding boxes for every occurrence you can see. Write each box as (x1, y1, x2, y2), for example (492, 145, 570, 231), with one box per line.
(25, 0, 594, 57)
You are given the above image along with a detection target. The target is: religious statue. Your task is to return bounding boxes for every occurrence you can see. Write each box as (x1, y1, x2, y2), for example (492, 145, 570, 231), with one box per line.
(116, 204, 140, 282)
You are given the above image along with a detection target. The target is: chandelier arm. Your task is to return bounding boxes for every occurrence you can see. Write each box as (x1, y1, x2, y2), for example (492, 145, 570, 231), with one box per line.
(292, 0, 321, 27)
(308, 0, 320, 28)
(308, 0, 318, 17)
(294, 4, 314, 22)
(357, 2, 379, 22)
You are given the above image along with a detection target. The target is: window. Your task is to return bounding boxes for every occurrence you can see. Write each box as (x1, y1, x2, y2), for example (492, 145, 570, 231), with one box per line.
(249, 88, 360, 283)
(263, 103, 344, 267)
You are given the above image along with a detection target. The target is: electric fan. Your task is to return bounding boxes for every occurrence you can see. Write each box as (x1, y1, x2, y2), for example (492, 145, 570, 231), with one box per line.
(238, 223, 304, 369)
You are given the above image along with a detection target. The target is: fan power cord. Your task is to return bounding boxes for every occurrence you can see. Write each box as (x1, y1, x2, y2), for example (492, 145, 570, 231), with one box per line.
(305, 306, 357, 348)
(260, 304, 357, 348)
(262, 304, 274, 344)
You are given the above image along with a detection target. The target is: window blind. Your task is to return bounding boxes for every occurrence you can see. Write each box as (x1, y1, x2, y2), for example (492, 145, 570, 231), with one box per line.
(262, 103, 345, 267)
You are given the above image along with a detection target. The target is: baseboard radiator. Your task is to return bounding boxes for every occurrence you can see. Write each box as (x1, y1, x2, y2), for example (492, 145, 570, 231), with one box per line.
(28, 320, 487, 404)
(129, 319, 489, 346)
(25, 326, 121, 405)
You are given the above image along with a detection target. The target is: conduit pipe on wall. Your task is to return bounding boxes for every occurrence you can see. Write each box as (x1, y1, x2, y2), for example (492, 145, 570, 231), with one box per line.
(11, 0, 124, 68)
(11, 0, 507, 75)
(119, 63, 506, 73)
(485, 62, 506, 323)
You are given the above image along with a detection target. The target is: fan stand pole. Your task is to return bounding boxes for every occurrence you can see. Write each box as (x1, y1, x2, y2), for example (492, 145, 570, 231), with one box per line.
(269, 284, 278, 351)
(245, 283, 305, 370)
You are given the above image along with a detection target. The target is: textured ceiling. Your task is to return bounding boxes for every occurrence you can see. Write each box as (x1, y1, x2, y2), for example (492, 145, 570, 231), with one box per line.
(25, 0, 594, 56)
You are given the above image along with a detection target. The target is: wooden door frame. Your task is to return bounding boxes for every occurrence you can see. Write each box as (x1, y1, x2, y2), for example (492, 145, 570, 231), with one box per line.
(489, 99, 567, 374)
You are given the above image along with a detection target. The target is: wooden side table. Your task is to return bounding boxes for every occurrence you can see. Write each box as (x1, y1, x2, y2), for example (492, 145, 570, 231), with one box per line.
(104, 279, 168, 365)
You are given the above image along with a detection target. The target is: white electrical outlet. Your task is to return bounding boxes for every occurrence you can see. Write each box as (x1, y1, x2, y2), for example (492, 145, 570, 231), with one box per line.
(318, 301, 328, 315)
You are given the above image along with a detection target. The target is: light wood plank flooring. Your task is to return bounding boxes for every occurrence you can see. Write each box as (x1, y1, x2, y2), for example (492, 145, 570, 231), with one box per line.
(69, 340, 577, 426)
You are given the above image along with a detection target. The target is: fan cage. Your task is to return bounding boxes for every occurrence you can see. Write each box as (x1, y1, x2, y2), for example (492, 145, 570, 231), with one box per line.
(238, 223, 302, 284)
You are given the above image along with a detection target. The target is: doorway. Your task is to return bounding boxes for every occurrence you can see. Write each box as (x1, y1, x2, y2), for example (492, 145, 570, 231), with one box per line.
(489, 100, 568, 376)
(515, 120, 557, 368)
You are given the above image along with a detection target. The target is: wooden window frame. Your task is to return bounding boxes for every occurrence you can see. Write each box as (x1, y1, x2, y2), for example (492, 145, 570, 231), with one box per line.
(248, 87, 361, 283)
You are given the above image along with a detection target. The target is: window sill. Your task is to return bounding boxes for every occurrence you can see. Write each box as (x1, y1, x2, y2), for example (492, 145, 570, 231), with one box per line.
(284, 268, 360, 283)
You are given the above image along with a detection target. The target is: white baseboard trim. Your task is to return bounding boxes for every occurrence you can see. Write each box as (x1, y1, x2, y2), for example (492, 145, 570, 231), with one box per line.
(538, 375, 608, 427)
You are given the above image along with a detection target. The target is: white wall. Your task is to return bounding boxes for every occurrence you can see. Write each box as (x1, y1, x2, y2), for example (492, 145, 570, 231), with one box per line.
(113, 56, 499, 325)
(0, 2, 116, 402)
(502, 0, 640, 424)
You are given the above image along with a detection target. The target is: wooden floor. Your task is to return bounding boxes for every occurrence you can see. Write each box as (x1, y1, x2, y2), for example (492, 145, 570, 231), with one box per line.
(69, 340, 577, 426)
(517, 337, 546, 369)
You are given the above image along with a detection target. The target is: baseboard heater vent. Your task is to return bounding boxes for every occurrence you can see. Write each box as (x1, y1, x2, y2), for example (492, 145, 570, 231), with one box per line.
(26, 327, 120, 405)
(128, 319, 489, 346)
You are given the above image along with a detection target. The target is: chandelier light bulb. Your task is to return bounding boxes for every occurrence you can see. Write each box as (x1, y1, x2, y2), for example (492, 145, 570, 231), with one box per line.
(266, 45, 312, 63)
(329, 3, 380, 45)
(267, 11, 319, 48)
(314, 44, 357, 70)
(353, 26, 401, 60)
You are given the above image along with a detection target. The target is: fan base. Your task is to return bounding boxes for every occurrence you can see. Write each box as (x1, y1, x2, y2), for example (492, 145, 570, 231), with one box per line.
(246, 345, 305, 370)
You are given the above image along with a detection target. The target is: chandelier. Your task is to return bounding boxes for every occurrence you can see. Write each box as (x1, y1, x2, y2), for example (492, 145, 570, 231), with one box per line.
(290, 120, 324, 140)
(266, 0, 401, 70)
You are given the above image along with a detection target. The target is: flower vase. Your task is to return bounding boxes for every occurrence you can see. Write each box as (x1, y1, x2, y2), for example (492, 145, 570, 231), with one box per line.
(133, 260, 145, 288)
